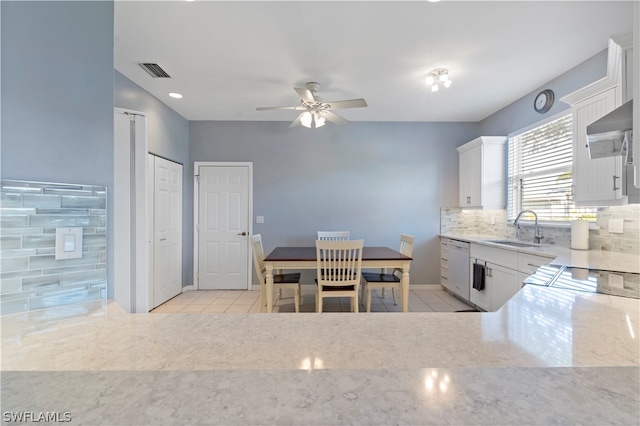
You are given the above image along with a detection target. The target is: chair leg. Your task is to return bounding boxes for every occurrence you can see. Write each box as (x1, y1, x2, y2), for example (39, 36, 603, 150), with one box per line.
(392, 287, 398, 305)
(366, 288, 372, 313)
(294, 287, 300, 313)
(316, 288, 321, 313)
(353, 296, 358, 313)
(278, 288, 283, 301)
(260, 283, 267, 313)
(381, 287, 386, 299)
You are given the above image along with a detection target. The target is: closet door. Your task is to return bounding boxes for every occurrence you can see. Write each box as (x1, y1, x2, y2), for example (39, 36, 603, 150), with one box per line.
(150, 155, 183, 308)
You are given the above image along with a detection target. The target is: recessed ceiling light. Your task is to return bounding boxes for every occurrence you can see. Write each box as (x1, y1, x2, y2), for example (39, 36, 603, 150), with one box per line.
(168, 92, 183, 99)
(427, 0, 441, 3)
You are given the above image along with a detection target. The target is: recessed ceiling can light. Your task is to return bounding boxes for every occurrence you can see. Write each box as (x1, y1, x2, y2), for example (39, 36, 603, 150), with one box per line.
(168, 92, 183, 99)
(427, 0, 441, 3)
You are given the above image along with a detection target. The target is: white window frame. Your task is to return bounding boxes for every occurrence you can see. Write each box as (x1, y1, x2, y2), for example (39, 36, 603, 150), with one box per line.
(507, 111, 597, 225)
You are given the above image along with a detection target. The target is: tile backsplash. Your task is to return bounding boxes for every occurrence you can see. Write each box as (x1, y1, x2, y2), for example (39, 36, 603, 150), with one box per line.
(441, 205, 639, 255)
(1, 180, 107, 315)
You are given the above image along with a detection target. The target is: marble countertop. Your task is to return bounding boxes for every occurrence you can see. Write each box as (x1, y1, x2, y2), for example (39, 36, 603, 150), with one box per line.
(441, 233, 640, 274)
(1, 285, 638, 425)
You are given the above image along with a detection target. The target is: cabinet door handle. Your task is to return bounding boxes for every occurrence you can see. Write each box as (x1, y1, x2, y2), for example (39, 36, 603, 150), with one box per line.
(527, 263, 541, 268)
(466, 196, 471, 204)
(612, 175, 620, 191)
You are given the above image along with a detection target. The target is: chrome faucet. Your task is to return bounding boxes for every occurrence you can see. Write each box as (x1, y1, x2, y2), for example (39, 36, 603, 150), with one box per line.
(514, 210, 544, 244)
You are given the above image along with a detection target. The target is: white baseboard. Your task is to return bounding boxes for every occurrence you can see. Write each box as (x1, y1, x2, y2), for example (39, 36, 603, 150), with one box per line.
(202, 284, 443, 292)
(411, 284, 444, 289)
(182, 285, 195, 293)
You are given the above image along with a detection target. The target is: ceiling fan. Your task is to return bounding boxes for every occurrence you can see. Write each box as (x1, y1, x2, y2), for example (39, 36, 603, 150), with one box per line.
(256, 82, 367, 129)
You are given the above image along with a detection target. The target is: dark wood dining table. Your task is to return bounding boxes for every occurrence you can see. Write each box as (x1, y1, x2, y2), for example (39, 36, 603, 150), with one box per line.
(263, 246, 413, 313)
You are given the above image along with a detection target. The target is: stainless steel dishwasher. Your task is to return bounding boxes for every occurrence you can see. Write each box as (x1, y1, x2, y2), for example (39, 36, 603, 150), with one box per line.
(447, 240, 471, 300)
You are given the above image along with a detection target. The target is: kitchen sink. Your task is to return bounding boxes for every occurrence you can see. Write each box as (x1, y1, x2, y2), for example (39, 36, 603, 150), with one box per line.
(486, 240, 542, 248)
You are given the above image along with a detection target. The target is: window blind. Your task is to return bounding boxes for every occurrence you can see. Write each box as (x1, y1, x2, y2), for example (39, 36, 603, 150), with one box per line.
(507, 114, 596, 222)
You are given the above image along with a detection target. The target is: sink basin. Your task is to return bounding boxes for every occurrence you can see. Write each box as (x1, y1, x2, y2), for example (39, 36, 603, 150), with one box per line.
(486, 240, 541, 248)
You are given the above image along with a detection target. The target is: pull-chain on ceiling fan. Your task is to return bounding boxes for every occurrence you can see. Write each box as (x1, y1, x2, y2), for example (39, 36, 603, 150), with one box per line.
(256, 82, 368, 128)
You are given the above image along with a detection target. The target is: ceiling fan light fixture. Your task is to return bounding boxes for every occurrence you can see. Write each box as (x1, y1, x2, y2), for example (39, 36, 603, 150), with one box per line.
(256, 81, 366, 128)
(300, 111, 325, 129)
(426, 68, 452, 92)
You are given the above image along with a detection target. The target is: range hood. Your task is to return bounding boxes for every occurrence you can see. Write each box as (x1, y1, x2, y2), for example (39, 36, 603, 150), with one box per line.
(586, 100, 633, 163)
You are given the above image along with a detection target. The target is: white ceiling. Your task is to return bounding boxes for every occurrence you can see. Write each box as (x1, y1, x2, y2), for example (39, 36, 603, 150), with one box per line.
(114, 1, 634, 123)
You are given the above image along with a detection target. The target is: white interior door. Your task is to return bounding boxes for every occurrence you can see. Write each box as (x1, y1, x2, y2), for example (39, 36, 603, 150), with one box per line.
(149, 155, 183, 308)
(197, 164, 251, 290)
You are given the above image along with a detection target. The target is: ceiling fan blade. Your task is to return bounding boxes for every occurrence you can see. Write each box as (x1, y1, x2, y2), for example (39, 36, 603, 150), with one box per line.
(256, 105, 306, 111)
(322, 111, 350, 125)
(294, 87, 317, 103)
(289, 113, 304, 128)
(324, 98, 368, 110)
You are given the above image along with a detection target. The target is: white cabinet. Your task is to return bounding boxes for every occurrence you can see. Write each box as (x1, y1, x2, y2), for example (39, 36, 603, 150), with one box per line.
(457, 136, 507, 209)
(561, 36, 633, 206)
(470, 244, 519, 311)
(470, 258, 520, 312)
(486, 262, 521, 311)
(440, 238, 449, 289)
(469, 258, 522, 312)
(572, 87, 626, 205)
(468, 244, 554, 312)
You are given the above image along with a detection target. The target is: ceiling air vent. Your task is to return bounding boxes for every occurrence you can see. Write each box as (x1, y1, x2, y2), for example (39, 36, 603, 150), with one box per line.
(138, 63, 171, 78)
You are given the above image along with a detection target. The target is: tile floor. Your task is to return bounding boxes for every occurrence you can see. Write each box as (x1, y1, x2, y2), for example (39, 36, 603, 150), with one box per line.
(151, 285, 475, 313)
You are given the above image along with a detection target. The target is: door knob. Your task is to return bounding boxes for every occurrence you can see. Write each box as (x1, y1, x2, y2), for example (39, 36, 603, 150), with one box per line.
(237, 232, 247, 236)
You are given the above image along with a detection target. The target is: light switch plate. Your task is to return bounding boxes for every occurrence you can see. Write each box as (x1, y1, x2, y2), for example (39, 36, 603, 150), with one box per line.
(609, 273, 624, 289)
(609, 219, 624, 234)
(55, 227, 83, 260)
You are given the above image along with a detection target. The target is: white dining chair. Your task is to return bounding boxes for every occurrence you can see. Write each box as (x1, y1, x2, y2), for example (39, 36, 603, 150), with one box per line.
(317, 231, 350, 241)
(361, 234, 414, 312)
(251, 234, 301, 313)
(315, 239, 364, 313)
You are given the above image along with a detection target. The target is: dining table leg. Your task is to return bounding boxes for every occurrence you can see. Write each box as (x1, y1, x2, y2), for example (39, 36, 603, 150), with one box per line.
(401, 261, 411, 313)
(265, 262, 274, 313)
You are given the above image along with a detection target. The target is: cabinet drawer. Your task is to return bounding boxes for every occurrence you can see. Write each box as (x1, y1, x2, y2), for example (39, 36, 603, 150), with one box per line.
(518, 253, 554, 274)
(470, 244, 518, 269)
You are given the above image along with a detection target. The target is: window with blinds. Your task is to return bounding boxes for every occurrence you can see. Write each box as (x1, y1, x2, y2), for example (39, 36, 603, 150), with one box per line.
(507, 114, 597, 222)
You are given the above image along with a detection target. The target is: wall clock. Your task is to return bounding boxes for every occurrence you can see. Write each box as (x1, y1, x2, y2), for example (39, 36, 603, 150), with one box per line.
(534, 89, 554, 114)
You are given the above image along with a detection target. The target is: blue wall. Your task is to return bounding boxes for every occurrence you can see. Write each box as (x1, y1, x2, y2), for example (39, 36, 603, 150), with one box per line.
(479, 50, 608, 135)
(189, 120, 479, 285)
(114, 71, 191, 286)
(1, 1, 115, 293)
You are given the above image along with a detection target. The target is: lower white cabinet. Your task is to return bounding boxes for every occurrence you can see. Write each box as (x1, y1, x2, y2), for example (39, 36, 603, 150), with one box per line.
(486, 263, 521, 311)
(469, 259, 520, 312)
(468, 244, 553, 312)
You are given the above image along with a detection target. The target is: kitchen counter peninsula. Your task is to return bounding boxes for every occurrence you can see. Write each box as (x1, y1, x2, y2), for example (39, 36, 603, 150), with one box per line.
(1, 284, 638, 425)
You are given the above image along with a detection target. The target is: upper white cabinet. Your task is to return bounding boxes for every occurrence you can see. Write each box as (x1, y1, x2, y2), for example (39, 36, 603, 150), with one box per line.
(457, 136, 507, 209)
(572, 87, 625, 205)
(562, 36, 634, 206)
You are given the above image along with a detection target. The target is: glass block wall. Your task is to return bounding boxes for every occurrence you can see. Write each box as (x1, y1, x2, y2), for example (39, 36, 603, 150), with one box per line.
(0, 180, 107, 315)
